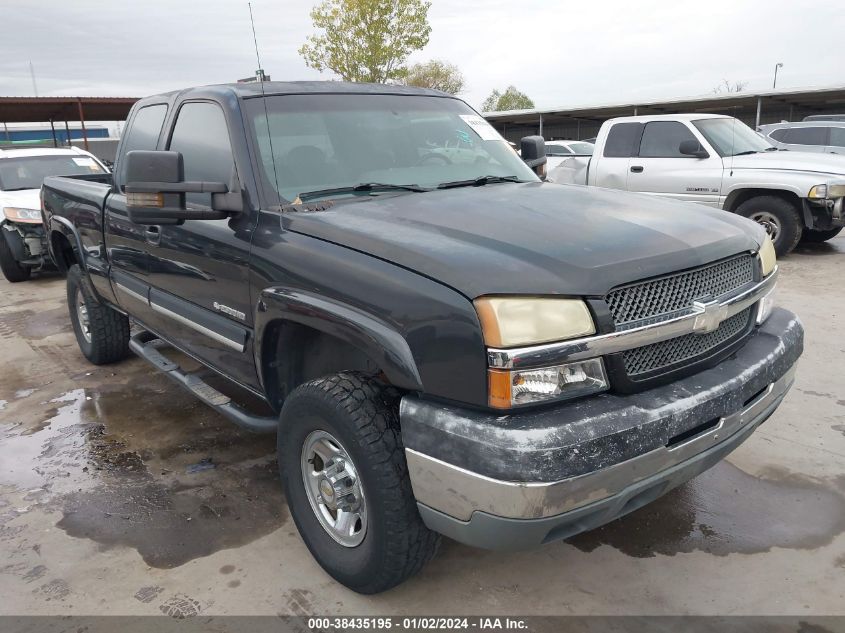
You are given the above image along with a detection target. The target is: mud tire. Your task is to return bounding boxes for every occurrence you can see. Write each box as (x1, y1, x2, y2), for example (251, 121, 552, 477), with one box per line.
(67, 264, 130, 364)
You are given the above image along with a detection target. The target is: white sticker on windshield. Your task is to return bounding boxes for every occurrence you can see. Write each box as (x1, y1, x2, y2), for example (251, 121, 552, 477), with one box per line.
(459, 114, 502, 141)
(72, 157, 96, 167)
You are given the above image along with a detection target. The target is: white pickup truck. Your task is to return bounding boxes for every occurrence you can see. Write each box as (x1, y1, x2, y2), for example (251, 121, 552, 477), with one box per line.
(548, 114, 845, 255)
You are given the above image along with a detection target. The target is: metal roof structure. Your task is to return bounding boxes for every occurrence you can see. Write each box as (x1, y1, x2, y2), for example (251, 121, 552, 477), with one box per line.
(482, 84, 845, 142)
(0, 96, 139, 150)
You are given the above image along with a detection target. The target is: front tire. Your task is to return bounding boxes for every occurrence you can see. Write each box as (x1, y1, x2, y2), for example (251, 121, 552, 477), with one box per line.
(800, 227, 842, 243)
(67, 264, 130, 364)
(277, 371, 440, 594)
(735, 195, 802, 256)
(0, 232, 31, 282)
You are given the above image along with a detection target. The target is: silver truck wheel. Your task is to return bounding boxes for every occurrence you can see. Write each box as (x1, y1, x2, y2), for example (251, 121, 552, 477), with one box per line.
(300, 430, 368, 547)
(75, 289, 93, 343)
(736, 195, 802, 256)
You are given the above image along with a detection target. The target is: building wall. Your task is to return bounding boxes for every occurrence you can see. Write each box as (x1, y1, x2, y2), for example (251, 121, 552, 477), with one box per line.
(1, 127, 109, 144)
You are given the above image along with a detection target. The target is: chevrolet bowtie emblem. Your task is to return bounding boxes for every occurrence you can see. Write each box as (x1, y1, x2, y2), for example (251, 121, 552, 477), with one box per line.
(692, 299, 729, 334)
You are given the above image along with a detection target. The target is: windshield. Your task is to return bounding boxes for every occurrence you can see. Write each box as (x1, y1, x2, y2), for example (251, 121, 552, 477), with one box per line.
(0, 154, 105, 191)
(692, 118, 773, 157)
(245, 94, 538, 202)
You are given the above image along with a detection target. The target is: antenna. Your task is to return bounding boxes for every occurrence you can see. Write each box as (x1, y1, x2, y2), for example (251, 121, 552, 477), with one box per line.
(247, 2, 282, 206)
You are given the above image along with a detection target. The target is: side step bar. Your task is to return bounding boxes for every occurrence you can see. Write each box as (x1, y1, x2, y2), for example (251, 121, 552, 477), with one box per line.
(129, 331, 277, 434)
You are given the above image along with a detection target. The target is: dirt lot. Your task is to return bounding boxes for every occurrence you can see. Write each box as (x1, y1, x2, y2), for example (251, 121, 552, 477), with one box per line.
(1, 238, 844, 618)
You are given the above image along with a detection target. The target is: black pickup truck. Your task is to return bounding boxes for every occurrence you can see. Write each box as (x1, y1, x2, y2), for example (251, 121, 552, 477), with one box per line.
(41, 82, 803, 594)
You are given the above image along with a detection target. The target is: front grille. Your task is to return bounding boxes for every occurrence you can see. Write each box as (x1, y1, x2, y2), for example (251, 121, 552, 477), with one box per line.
(605, 255, 755, 326)
(622, 307, 753, 377)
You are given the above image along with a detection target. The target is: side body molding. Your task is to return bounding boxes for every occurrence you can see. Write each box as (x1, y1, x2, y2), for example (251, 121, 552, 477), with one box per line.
(255, 286, 424, 393)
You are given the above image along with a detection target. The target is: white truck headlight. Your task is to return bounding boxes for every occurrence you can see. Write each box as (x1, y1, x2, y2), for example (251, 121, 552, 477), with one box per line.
(758, 235, 776, 277)
(474, 296, 595, 348)
(488, 358, 609, 409)
(3, 207, 42, 224)
(808, 184, 827, 199)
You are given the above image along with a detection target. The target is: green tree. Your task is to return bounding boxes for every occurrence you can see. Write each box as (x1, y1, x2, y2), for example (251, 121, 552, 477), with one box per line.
(299, 0, 432, 83)
(481, 86, 535, 112)
(404, 59, 464, 94)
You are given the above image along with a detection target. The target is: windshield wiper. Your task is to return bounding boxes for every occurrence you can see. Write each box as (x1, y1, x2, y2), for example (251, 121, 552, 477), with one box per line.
(297, 182, 428, 201)
(732, 150, 760, 156)
(437, 175, 524, 190)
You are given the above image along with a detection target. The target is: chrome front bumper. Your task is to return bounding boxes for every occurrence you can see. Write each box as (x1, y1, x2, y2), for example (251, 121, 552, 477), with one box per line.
(401, 308, 803, 549)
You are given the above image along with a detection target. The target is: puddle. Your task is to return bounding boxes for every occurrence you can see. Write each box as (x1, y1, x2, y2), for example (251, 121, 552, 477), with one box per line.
(568, 461, 845, 557)
(0, 378, 287, 568)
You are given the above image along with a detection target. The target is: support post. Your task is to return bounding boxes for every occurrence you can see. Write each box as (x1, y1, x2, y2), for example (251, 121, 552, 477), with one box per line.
(77, 99, 89, 151)
(538, 113, 543, 138)
(64, 120, 71, 146)
(49, 119, 58, 147)
(3, 122, 10, 143)
(755, 97, 762, 129)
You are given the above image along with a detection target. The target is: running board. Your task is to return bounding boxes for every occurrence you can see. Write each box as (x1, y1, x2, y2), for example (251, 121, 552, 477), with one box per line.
(129, 331, 277, 434)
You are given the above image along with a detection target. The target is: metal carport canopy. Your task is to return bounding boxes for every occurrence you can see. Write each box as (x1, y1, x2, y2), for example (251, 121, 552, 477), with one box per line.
(0, 96, 139, 123)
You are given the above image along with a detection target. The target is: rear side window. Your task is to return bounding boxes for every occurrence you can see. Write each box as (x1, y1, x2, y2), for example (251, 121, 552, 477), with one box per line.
(783, 127, 828, 146)
(769, 128, 788, 141)
(118, 104, 167, 188)
(828, 128, 845, 148)
(638, 121, 698, 158)
(168, 102, 235, 208)
(603, 122, 643, 158)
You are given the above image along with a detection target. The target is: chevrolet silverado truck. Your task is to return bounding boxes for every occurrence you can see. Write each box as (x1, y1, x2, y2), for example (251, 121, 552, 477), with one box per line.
(41, 83, 802, 594)
(548, 114, 845, 255)
(0, 147, 108, 281)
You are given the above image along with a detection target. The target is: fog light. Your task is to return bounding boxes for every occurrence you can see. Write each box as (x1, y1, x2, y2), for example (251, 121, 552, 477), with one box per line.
(488, 358, 608, 409)
(757, 285, 777, 325)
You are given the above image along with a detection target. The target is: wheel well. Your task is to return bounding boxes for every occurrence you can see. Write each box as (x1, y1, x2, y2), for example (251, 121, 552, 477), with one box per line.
(50, 231, 78, 274)
(261, 320, 384, 412)
(724, 188, 801, 214)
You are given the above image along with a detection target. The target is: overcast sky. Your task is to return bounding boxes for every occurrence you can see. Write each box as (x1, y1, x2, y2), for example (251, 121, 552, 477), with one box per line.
(1, 0, 843, 113)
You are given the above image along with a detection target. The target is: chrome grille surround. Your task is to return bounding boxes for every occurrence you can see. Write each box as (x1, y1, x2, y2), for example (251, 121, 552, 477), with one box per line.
(605, 255, 755, 327)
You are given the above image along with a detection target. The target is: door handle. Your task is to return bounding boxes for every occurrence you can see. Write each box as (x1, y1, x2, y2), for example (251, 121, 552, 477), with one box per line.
(145, 225, 161, 246)
(630, 165, 644, 173)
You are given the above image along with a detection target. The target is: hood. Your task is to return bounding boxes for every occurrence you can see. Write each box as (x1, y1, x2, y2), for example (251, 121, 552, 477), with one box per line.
(729, 150, 845, 176)
(0, 189, 41, 219)
(282, 182, 764, 298)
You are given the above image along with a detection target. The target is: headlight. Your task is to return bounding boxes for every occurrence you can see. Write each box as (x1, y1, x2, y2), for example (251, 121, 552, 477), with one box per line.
(758, 235, 776, 277)
(488, 358, 609, 409)
(474, 296, 595, 348)
(756, 286, 776, 325)
(3, 207, 42, 224)
(808, 184, 828, 199)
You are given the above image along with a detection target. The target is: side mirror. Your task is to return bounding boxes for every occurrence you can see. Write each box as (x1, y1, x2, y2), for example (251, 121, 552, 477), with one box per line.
(679, 140, 710, 159)
(124, 150, 239, 225)
(520, 135, 547, 177)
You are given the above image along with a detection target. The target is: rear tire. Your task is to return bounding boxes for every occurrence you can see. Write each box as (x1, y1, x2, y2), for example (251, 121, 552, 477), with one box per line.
(735, 195, 802, 256)
(0, 232, 31, 282)
(67, 264, 130, 364)
(277, 371, 440, 594)
(800, 227, 842, 243)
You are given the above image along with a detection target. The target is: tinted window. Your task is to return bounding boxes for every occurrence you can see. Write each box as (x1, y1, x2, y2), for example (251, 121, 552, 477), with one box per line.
(545, 143, 572, 155)
(168, 102, 234, 207)
(0, 155, 105, 191)
(830, 128, 845, 148)
(118, 104, 166, 188)
(769, 129, 788, 141)
(603, 122, 643, 158)
(638, 121, 698, 157)
(783, 127, 828, 146)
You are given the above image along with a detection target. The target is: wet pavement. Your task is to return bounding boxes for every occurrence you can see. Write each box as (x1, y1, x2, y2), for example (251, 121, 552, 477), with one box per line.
(1, 239, 844, 617)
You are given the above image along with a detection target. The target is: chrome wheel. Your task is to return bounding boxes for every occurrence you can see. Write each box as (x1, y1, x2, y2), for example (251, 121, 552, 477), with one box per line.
(75, 289, 92, 343)
(749, 210, 782, 243)
(300, 430, 367, 547)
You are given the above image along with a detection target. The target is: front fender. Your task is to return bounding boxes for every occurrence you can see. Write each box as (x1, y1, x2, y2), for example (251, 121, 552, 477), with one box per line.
(254, 286, 424, 393)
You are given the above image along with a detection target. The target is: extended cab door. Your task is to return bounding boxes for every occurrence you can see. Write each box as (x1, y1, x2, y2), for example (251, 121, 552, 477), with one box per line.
(142, 100, 259, 388)
(107, 102, 169, 320)
(626, 121, 724, 207)
(590, 122, 642, 190)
